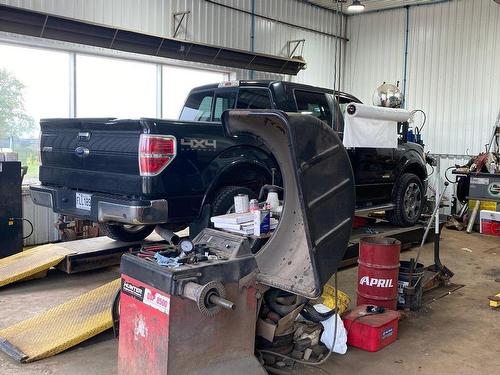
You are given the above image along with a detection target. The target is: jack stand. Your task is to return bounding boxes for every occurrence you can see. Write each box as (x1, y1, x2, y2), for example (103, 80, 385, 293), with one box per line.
(410, 160, 454, 299)
(421, 231, 454, 292)
(423, 159, 454, 291)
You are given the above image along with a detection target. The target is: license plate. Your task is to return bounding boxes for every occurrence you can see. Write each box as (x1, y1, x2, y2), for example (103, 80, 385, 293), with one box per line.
(76, 192, 92, 211)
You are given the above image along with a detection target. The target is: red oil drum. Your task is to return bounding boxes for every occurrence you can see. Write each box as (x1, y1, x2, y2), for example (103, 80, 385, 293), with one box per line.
(357, 237, 401, 310)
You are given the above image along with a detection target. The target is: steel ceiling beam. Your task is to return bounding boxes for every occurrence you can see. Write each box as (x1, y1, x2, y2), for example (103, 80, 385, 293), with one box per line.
(0, 4, 307, 75)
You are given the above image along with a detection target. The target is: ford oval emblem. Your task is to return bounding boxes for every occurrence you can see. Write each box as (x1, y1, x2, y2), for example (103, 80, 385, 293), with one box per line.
(75, 146, 90, 158)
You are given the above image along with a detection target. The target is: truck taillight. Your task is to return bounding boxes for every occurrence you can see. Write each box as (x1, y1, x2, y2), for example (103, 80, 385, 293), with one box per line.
(139, 134, 177, 176)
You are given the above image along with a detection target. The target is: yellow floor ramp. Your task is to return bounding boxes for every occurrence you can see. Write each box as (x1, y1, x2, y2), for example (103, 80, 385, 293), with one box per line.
(0, 244, 74, 288)
(0, 278, 120, 362)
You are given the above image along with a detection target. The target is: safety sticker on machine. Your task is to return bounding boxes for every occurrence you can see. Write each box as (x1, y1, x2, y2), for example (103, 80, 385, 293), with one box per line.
(122, 279, 170, 315)
(143, 288, 170, 314)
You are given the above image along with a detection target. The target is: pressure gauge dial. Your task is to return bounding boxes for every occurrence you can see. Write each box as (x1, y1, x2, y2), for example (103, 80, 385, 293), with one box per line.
(179, 239, 195, 253)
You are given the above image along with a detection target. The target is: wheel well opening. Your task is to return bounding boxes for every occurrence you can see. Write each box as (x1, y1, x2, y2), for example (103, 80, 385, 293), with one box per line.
(404, 163, 426, 182)
(209, 165, 274, 201)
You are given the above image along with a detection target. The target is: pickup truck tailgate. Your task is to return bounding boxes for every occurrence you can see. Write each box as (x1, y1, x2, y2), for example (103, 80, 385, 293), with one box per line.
(39, 119, 143, 195)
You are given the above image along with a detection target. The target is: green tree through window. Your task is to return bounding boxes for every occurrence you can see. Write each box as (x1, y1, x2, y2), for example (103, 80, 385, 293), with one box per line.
(0, 68, 35, 141)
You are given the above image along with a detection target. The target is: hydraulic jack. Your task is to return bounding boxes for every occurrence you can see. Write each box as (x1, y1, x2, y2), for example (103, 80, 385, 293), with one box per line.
(402, 162, 454, 309)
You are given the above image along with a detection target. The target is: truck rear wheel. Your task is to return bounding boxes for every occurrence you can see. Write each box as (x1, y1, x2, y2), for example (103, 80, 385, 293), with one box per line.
(386, 173, 424, 227)
(98, 223, 155, 242)
(211, 185, 257, 217)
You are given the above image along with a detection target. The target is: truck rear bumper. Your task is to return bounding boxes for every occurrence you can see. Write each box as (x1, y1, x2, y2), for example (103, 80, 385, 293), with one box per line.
(30, 185, 168, 225)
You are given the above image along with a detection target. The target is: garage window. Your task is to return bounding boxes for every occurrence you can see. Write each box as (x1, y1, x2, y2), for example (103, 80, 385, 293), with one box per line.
(0, 44, 70, 183)
(76, 55, 156, 118)
(294, 90, 332, 126)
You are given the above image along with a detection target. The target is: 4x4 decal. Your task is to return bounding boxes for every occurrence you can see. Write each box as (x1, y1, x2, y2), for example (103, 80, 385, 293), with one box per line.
(181, 138, 217, 151)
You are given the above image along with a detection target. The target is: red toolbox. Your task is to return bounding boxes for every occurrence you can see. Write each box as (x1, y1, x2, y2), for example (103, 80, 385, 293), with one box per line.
(343, 304, 400, 352)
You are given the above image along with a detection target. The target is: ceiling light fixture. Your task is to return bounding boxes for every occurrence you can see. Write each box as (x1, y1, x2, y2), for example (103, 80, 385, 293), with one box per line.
(347, 0, 365, 13)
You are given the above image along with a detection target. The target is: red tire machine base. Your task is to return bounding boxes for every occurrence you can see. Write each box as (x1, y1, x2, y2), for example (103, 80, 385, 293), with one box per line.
(118, 275, 260, 375)
(118, 230, 264, 375)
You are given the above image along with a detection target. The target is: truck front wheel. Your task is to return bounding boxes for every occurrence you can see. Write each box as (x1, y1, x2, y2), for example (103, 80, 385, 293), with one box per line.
(386, 173, 424, 227)
(98, 223, 155, 242)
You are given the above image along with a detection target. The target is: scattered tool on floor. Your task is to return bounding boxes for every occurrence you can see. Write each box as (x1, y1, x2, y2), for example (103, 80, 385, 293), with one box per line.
(488, 293, 500, 308)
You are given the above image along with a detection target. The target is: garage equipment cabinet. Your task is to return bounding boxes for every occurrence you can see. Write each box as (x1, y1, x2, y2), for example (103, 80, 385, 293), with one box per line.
(0, 161, 23, 258)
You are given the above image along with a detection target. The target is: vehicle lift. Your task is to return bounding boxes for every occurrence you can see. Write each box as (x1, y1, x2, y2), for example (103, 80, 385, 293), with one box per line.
(117, 110, 356, 374)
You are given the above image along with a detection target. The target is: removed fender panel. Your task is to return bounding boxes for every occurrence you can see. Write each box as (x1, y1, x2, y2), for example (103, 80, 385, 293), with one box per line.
(222, 110, 355, 298)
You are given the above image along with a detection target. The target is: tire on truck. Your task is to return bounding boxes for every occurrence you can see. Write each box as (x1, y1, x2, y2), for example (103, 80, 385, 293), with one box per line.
(98, 223, 156, 242)
(386, 173, 424, 227)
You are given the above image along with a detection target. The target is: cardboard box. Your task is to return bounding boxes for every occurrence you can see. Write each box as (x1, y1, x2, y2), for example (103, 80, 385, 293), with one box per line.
(256, 304, 303, 342)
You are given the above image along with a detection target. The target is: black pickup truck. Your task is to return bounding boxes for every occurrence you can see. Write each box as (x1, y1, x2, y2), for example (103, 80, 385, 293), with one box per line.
(31, 80, 427, 242)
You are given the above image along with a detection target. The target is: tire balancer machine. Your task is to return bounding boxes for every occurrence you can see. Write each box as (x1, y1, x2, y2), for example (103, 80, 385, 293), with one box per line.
(118, 110, 355, 375)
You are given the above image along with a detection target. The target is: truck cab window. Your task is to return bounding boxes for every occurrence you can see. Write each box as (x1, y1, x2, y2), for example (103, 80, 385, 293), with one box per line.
(294, 90, 332, 126)
(213, 90, 237, 121)
(236, 88, 272, 109)
(179, 90, 214, 121)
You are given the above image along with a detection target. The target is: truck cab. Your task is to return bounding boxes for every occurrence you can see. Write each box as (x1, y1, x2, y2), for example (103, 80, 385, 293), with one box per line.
(179, 80, 427, 220)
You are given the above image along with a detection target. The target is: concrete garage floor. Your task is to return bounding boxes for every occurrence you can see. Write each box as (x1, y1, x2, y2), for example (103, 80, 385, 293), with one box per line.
(0, 229, 499, 375)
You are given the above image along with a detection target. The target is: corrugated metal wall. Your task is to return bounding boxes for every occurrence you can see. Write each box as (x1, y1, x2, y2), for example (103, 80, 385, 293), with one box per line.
(345, 0, 500, 210)
(0, 0, 345, 87)
(407, 0, 500, 156)
(346, 0, 500, 157)
(344, 7, 406, 103)
(22, 189, 59, 246)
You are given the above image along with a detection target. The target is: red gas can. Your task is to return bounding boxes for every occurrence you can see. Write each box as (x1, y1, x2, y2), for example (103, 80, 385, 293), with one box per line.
(344, 304, 400, 352)
(357, 237, 401, 310)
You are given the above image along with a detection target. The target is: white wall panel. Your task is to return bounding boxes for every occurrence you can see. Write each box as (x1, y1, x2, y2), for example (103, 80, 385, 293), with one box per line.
(427, 155, 470, 214)
(344, 8, 406, 103)
(252, 0, 344, 87)
(22, 189, 59, 246)
(406, 0, 500, 156)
